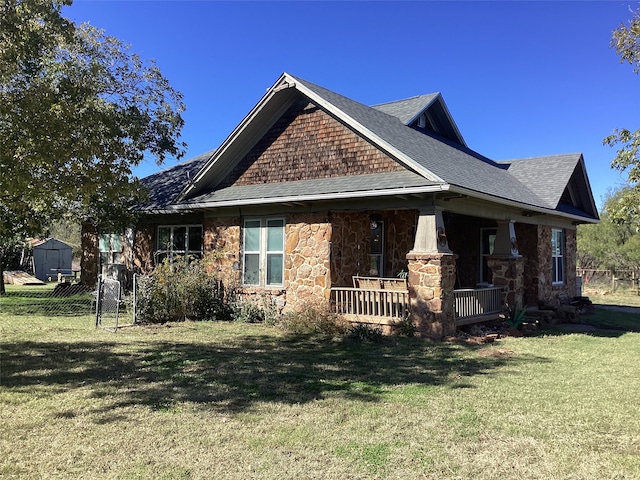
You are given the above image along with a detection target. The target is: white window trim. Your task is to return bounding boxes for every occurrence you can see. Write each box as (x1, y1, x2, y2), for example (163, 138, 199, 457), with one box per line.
(242, 217, 285, 287)
(155, 224, 203, 263)
(480, 227, 497, 284)
(99, 232, 123, 265)
(551, 228, 564, 285)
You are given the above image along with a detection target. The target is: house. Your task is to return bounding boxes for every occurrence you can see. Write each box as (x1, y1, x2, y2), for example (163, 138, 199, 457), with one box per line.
(81, 72, 599, 338)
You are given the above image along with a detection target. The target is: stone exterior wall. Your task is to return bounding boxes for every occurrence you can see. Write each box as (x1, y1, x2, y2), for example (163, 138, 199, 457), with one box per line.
(330, 210, 417, 286)
(284, 212, 332, 310)
(382, 210, 417, 278)
(330, 212, 371, 286)
(515, 223, 539, 306)
(203, 216, 241, 285)
(536, 226, 577, 304)
(220, 102, 403, 188)
(486, 256, 525, 307)
(406, 252, 457, 339)
(133, 223, 154, 274)
(80, 223, 99, 287)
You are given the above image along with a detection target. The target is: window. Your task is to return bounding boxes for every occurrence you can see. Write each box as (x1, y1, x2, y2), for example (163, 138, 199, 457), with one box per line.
(369, 219, 384, 277)
(99, 233, 122, 266)
(551, 228, 564, 284)
(156, 225, 203, 263)
(243, 218, 284, 286)
(480, 228, 497, 283)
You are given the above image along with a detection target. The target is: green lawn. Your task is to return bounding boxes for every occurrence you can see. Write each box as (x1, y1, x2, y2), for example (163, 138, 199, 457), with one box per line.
(1, 307, 639, 478)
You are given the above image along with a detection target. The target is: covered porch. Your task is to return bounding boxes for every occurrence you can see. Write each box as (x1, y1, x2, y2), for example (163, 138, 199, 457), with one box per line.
(327, 207, 524, 336)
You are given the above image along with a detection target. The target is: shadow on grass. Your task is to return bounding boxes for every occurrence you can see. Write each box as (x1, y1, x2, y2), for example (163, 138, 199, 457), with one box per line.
(1, 332, 540, 415)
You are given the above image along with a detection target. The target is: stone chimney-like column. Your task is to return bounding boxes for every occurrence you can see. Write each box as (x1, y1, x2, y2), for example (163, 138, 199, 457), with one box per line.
(406, 207, 457, 339)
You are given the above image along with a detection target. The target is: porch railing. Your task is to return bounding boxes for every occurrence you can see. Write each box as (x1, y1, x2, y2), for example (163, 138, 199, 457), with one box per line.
(453, 286, 505, 325)
(331, 284, 504, 325)
(331, 287, 409, 320)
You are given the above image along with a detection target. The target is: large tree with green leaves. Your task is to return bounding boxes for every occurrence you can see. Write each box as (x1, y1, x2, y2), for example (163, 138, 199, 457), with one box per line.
(603, 8, 640, 223)
(0, 0, 186, 293)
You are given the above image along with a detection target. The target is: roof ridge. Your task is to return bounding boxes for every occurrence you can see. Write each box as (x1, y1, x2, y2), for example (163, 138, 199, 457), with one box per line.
(370, 93, 439, 108)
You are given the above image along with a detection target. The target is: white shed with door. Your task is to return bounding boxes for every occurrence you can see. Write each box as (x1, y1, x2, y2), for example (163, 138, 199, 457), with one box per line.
(32, 238, 73, 282)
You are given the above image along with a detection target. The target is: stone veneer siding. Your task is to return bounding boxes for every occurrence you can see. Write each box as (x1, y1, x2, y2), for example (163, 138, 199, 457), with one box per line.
(203, 216, 241, 285)
(284, 212, 332, 310)
(220, 102, 404, 188)
(536, 226, 577, 304)
(406, 252, 457, 339)
(80, 223, 99, 287)
(330, 210, 417, 286)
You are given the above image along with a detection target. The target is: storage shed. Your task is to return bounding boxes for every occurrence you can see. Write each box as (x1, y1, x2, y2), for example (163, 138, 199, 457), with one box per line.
(32, 238, 73, 282)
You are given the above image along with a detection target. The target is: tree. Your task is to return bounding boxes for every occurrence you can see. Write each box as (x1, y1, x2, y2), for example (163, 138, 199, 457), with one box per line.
(0, 0, 186, 294)
(603, 8, 640, 224)
(577, 187, 640, 274)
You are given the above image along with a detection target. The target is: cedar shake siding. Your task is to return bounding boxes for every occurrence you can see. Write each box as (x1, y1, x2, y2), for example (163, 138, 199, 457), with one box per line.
(220, 102, 404, 188)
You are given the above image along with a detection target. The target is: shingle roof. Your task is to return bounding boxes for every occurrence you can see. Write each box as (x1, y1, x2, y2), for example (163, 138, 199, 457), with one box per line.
(180, 170, 436, 208)
(290, 75, 552, 209)
(138, 149, 214, 211)
(371, 94, 439, 124)
(139, 73, 598, 222)
(497, 154, 581, 209)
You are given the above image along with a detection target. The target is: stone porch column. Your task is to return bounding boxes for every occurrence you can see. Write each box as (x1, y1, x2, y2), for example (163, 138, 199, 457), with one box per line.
(406, 207, 457, 339)
(487, 220, 525, 308)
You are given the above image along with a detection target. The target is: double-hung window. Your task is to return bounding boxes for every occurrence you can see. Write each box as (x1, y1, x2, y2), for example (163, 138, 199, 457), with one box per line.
(99, 233, 122, 266)
(551, 228, 564, 284)
(243, 218, 284, 287)
(156, 225, 203, 264)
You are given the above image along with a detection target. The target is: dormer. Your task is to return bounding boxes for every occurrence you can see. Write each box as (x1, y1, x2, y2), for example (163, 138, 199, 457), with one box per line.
(372, 93, 466, 146)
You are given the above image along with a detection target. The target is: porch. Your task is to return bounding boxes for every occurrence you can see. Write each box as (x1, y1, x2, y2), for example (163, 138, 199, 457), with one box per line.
(330, 278, 505, 327)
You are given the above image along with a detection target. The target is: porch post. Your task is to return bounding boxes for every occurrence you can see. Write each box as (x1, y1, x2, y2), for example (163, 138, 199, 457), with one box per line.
(406, 207, 457, 339)
(487, 220, 525, 308)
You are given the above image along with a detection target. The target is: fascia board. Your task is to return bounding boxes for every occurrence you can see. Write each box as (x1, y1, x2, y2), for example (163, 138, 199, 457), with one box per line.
(433, 95, 467, 147)
(447, 185, 600, 224)
(404, 94, 467, 148)
(404, 94, 439, 126)
(172, 184, 451, 210)
(577, 154, 599, 220)
(293, 81, 446, 184)
(176, 73, 296, 202)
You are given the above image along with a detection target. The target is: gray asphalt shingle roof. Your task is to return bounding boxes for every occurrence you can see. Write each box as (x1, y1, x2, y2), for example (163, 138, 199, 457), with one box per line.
(139, 149, 214, 211)
(371, 94, 439, 124)
(291, 75, 552, 209)
(138, 73, 597, 221)
(181, 170, 436, 208)
(497, 154, 581, 209)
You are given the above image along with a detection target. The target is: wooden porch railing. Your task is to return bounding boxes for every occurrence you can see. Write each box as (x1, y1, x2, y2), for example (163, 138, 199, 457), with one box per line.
(331, 287, 409, 320)
(332, 283, 504, 326)
(454, 286, 505, 325)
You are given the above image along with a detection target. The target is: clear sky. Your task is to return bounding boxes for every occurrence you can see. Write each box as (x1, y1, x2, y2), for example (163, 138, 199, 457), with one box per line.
(64, 0, 640, 210)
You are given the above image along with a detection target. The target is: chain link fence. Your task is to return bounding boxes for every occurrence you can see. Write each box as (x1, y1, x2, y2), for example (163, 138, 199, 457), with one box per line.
(0, 279, 135, 330)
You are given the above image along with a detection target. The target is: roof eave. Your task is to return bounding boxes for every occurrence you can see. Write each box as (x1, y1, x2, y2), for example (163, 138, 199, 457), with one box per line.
(173, 184, 452, 210)
(448, 185, 599, 224)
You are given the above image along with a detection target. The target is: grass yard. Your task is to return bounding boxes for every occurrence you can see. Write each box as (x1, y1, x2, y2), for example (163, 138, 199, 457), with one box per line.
(1, 304, 639, 478)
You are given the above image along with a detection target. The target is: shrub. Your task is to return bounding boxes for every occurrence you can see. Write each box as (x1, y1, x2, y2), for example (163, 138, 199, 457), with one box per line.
(232, 298, 265, 323)
(135, 257, 233, 323)
(393, 316, 416, 337)
(348, 323, 384, 343)
(278, 302, 347, 335)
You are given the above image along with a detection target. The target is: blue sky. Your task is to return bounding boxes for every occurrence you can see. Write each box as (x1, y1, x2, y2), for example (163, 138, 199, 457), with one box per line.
(65, 1, 640, 210)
